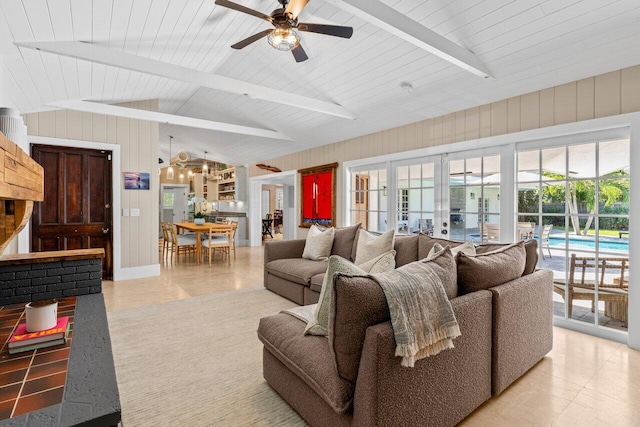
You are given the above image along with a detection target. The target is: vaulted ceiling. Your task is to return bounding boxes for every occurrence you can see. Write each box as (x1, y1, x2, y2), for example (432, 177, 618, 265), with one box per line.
(1, 0, 640, 166)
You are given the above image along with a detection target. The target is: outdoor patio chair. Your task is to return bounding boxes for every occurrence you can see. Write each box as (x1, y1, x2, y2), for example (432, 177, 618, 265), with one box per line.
(517, 222, 535, 240)
(552, 254, 629, 325)
(479, 223, 500, 242)
(540, 224, 553, 259)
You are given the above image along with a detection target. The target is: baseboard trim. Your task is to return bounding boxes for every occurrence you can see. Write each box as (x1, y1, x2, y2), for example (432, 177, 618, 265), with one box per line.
(114, 264, 161, 281)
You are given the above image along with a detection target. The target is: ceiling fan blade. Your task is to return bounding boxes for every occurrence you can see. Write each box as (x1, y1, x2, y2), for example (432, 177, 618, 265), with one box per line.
(285, 0, 309, 19)
(231, 29, 273, 49)
(298, 23, 353, 39)
(291, 44, 308, 63)
(215, 0, 272, 22)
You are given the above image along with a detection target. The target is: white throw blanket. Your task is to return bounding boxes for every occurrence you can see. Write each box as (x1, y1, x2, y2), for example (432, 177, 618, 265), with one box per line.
(371, 262, 461, 367)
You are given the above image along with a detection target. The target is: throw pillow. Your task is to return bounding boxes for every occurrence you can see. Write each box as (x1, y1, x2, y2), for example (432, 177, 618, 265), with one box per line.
(302, 224, 335, 261)
(476, 239, 538, 276)
(457, 241, 526, 295)
(331, 223, 362, 261)
(427, 241, 476, 258)
(304, 250, 396, 336)
(354, 228, 395, 265)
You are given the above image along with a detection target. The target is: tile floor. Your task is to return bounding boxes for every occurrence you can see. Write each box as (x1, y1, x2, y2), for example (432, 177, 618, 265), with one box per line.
(102, 244, 640, 426)
(0, 297, 75, 419)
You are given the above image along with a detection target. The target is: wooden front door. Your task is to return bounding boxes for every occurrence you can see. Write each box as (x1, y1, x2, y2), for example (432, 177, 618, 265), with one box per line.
(31, 145, 113, 279)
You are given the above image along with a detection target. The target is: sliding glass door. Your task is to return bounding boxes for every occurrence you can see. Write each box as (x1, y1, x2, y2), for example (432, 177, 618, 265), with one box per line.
(517, 138, 630, 331)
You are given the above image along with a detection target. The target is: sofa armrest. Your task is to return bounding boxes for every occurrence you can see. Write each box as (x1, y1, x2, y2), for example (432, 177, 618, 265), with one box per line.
(352, 291, 492, 427)
(264, 239, 306, 264)
(490, 269, 553, 395)
(264, 239, 307, 289)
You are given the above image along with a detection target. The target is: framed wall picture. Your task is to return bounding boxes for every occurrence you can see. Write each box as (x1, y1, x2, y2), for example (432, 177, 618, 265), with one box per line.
(124, 172, 150, 190)
(298, 162, 338, 228)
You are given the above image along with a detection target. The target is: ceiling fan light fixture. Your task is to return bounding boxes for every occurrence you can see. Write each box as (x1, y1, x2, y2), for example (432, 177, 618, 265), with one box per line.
(268, 27, 300, 51)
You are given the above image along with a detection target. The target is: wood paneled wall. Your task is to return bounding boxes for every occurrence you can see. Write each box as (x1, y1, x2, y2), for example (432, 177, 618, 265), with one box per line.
(23, 100, 159, 269)
(250, 65, 640, 229)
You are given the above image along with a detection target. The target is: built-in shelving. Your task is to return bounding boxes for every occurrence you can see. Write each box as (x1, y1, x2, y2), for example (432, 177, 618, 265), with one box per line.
(216, 167, 236, 200)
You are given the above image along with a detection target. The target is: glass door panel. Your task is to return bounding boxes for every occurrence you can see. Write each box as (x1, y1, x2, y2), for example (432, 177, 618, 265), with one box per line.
(395, 159, 437, 235)
(517, 139, 630, 331)
(447, 155, 501, 243)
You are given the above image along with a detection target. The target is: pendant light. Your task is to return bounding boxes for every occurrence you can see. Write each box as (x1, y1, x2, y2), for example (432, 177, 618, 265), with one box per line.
(167, 135, 174, 180)
(202, 151, 209, 173)
(179, 170, 184, 183)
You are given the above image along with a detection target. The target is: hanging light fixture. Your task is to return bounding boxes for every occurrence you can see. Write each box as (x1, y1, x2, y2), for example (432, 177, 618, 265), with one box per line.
(202, 151, 209, 173)
(187, 168, 194, 181)
(179, 170, 185, 183)
(167, 135, 174, 180)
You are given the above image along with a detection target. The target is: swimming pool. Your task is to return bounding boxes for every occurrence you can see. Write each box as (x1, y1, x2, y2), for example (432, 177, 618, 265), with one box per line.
(547, 236, 629, 252)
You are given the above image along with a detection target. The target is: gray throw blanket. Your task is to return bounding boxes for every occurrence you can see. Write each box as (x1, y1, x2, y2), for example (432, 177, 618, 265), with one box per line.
(283, 304, 316, 324)
(371, 262, 461, 367)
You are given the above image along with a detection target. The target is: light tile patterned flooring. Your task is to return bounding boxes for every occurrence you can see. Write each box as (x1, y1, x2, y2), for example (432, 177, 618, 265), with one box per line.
(103, 244, 640, 426)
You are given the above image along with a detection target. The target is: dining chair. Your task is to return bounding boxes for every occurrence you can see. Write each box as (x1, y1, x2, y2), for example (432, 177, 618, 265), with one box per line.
(201, 225, 233, 267)
(168, 223, 197, 263)
(160, 222, 172, 260)
(229, 220, 238, 260)
(540, 224, 553, 259)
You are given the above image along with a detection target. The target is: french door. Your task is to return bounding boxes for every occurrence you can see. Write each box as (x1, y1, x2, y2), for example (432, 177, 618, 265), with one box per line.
(388, 150, 502, 241)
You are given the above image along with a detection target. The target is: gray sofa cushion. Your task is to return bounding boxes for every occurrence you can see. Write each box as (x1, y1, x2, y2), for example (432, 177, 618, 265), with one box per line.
(332, 223, 361, 261)
(457, 242, 526, 295)
(476, 239, 538, 276)
(310, 273, 325, 292)
(393, 234, 419, 267)
(329, 248, 457, 383)
(258, 313, 355, 414)
(266, 258, 328, 286)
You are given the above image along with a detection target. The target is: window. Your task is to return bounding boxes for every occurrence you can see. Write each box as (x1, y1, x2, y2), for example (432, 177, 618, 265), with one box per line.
(349, 166, 387, 232)
(163, 192, 174, 208)
(275, 188, 284, 210)
(395, 162, 435, 235)
(517, 138, 630, 331)
(448, 155, 500, 243)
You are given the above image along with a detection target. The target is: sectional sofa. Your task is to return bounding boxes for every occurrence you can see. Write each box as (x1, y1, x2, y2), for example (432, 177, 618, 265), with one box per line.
(259, 226, 553, 426)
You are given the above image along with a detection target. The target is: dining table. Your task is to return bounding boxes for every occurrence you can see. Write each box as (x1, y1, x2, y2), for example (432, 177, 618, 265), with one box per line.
(175, 222, 233, 264)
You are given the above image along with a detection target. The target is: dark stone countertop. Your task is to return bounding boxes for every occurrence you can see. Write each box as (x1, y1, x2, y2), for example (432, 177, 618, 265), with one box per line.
(1, 293, 121, 427)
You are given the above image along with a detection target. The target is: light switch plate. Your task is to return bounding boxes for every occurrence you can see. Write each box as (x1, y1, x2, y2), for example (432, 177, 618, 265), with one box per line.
(130, 208, 140, 217)
(122, 209, 129, 217)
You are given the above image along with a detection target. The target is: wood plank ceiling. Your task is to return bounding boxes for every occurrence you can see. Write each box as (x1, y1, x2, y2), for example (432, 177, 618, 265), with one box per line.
(1, 0, 640, 165)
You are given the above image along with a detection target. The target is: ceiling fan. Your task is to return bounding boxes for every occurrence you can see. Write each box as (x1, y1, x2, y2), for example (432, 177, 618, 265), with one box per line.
(215, 0, 353, 62)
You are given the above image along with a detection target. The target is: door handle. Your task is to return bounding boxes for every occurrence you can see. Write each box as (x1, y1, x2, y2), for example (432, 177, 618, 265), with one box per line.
(102, 228, 110, 235)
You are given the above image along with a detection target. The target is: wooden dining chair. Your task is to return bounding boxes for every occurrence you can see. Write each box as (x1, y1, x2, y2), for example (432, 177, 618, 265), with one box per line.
(160, 222, 172, 260)
(229, 220, 238, 260)
(201, 225, 233, 267)
(168, 223, 197, 263)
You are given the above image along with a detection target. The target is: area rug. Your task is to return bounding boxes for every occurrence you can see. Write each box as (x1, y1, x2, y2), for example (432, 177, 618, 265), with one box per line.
(107, 287, 305, 426)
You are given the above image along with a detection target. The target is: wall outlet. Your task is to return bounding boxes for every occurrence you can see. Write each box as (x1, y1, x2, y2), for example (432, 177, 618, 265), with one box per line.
(122, 209, 129, 217)
(130, 208, 140, 217)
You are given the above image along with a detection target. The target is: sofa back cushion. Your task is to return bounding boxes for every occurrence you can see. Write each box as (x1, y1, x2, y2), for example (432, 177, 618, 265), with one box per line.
(329, 248, 457, 383)
(393, 234, 419, 267)
(476, 239, 538, 275)
(418, 233, 465, 259)
(457, 241, 526, 295)
(331, 223, 362, 261)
